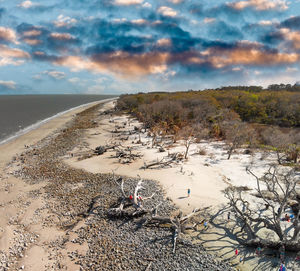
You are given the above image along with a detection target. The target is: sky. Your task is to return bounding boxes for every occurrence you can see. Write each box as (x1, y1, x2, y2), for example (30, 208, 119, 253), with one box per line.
(0, 0, 300, 94)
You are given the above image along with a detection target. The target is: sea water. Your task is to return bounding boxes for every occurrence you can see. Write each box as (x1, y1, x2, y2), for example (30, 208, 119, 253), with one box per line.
(0, 95, 116, 144)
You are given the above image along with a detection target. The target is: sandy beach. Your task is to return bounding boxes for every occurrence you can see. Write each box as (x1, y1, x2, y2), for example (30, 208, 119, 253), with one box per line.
(65, 101, 299, 270)
(0, 99, 298, 271)
(0, 99, 113, 270)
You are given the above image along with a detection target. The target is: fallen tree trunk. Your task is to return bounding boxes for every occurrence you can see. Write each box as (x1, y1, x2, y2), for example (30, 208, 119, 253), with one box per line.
(94, 144, 118, 155)
(141, 153, 183, 169)
(110, 147, 143, 164)
(107, 174, 202, 253)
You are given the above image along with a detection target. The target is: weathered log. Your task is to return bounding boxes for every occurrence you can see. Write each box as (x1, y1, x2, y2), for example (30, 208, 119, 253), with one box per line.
(94, 144, 117, 155)
(141, 156, 178, 169)
(108, 174, 202, 253)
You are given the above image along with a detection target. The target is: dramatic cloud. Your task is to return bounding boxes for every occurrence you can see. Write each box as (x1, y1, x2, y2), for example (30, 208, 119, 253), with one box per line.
(168, 0, 183, 4)
(156, 38, 172, 47)
(0, 80, 16, 90)
(281, 16, 300, 30)
(0, 44, 30, 59)
(23, 38, 42, 45)
(0, 27, 18, 44)
(204, 44, 299, 67)
(203, 18, 216, 24)
(54, 15, 77, 28)
(44, 70, 66, 80)
(258, 20, 275, 26)
(18, 0, 55, 12)
(270, 28, 300, 50)
(227, 0, 288, 11)
(35, 70, 66, 80)
(49, 32, 76, 41)
(53, 51, 169, 77)
(18, 1, 36, 9)
(113, 0, 143, 6)
(0, 44, 30, 67)
(168, 41, 299, 72)
(68, 77, 80, 84)
(142, 2, 151, 8)
(22, 29, 42, 37)
(157, 6, 178, 17)
(0, 0, 300, 93)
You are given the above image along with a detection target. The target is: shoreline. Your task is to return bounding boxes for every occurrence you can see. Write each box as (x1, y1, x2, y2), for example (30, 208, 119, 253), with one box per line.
(0, 100, 235, 270)
(0, 97, 116, 146)
(0, 99, 298, 270)
(0, 98, 116, 169)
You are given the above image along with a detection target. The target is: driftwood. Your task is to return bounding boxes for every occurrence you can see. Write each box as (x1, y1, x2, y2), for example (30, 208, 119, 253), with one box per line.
(143, 208, 201, 253)
(94, 144, 118, 155)
(141, 158, 173, 169)
(224, 166, 300, 252)
(141, 152, 183, 169)
(107, 174, 202, 253)
(110, 147, 143, 164)
(107, 175, 157, 218)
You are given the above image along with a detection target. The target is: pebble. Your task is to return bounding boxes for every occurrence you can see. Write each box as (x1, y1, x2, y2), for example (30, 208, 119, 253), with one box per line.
(4, 104, 236, 271)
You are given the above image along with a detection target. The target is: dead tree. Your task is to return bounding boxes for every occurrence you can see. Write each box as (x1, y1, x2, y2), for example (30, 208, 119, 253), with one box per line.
(143, 208, 201, 253)
(224, 166, 300, 251)
(222, 120, 251, 160)
(107, 175, 157, 218)
(150, 125, 160, 148)
(110, 146, 142, 164)
(261, 127, 300, 165)
(108, 174, 202, 253)
(179, 127, 195, 160)
(141, 152, 183, 169)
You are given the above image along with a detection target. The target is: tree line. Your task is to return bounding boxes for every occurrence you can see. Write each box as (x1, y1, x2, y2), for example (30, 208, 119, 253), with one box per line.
(116, 87, 300, 164)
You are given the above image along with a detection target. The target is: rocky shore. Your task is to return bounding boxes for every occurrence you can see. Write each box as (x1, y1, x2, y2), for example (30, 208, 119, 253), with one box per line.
(1, 103, 235, 270)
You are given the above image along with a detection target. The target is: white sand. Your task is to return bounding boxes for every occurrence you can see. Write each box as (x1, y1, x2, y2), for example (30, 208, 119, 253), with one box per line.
(67, 107, 279, 214)
(0, 99, 298, 270)
(65, 102, 299, 271)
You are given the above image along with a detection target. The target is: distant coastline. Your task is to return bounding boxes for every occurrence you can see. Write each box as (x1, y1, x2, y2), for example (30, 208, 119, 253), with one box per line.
(0, 95, 117, 145)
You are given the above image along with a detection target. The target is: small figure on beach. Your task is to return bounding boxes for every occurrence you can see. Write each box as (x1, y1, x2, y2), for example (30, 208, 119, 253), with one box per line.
(285, 214, 290, 222)
(277, 207, 281, 214)
(227, 211, 231, 221)
(256, 246, 261, 256)
(239, 256, 244, 264)
(187, 188, 191, 197)
(137, 195, 143, 207)
(279, 245, 285, 263)
(279, 263, 286, 271)
(242, 203, 246, 212)
(203, 221, 208, 230)
(235, 249, 239, 256)
(129, 195, 133, 201)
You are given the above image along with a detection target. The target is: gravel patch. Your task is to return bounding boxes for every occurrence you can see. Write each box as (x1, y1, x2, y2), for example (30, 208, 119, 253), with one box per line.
(5, 104, 236, 270)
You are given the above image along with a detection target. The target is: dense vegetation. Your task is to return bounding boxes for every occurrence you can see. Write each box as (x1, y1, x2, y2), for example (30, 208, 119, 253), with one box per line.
(117, 86, 300, 163)
(117, 87, 300, 128)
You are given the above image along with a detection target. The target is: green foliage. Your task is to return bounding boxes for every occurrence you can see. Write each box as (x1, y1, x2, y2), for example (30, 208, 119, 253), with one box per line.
(116, 88, 300, 138)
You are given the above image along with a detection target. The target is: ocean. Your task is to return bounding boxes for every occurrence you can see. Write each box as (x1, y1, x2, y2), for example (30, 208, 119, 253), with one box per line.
(0, 95, 116, 144)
